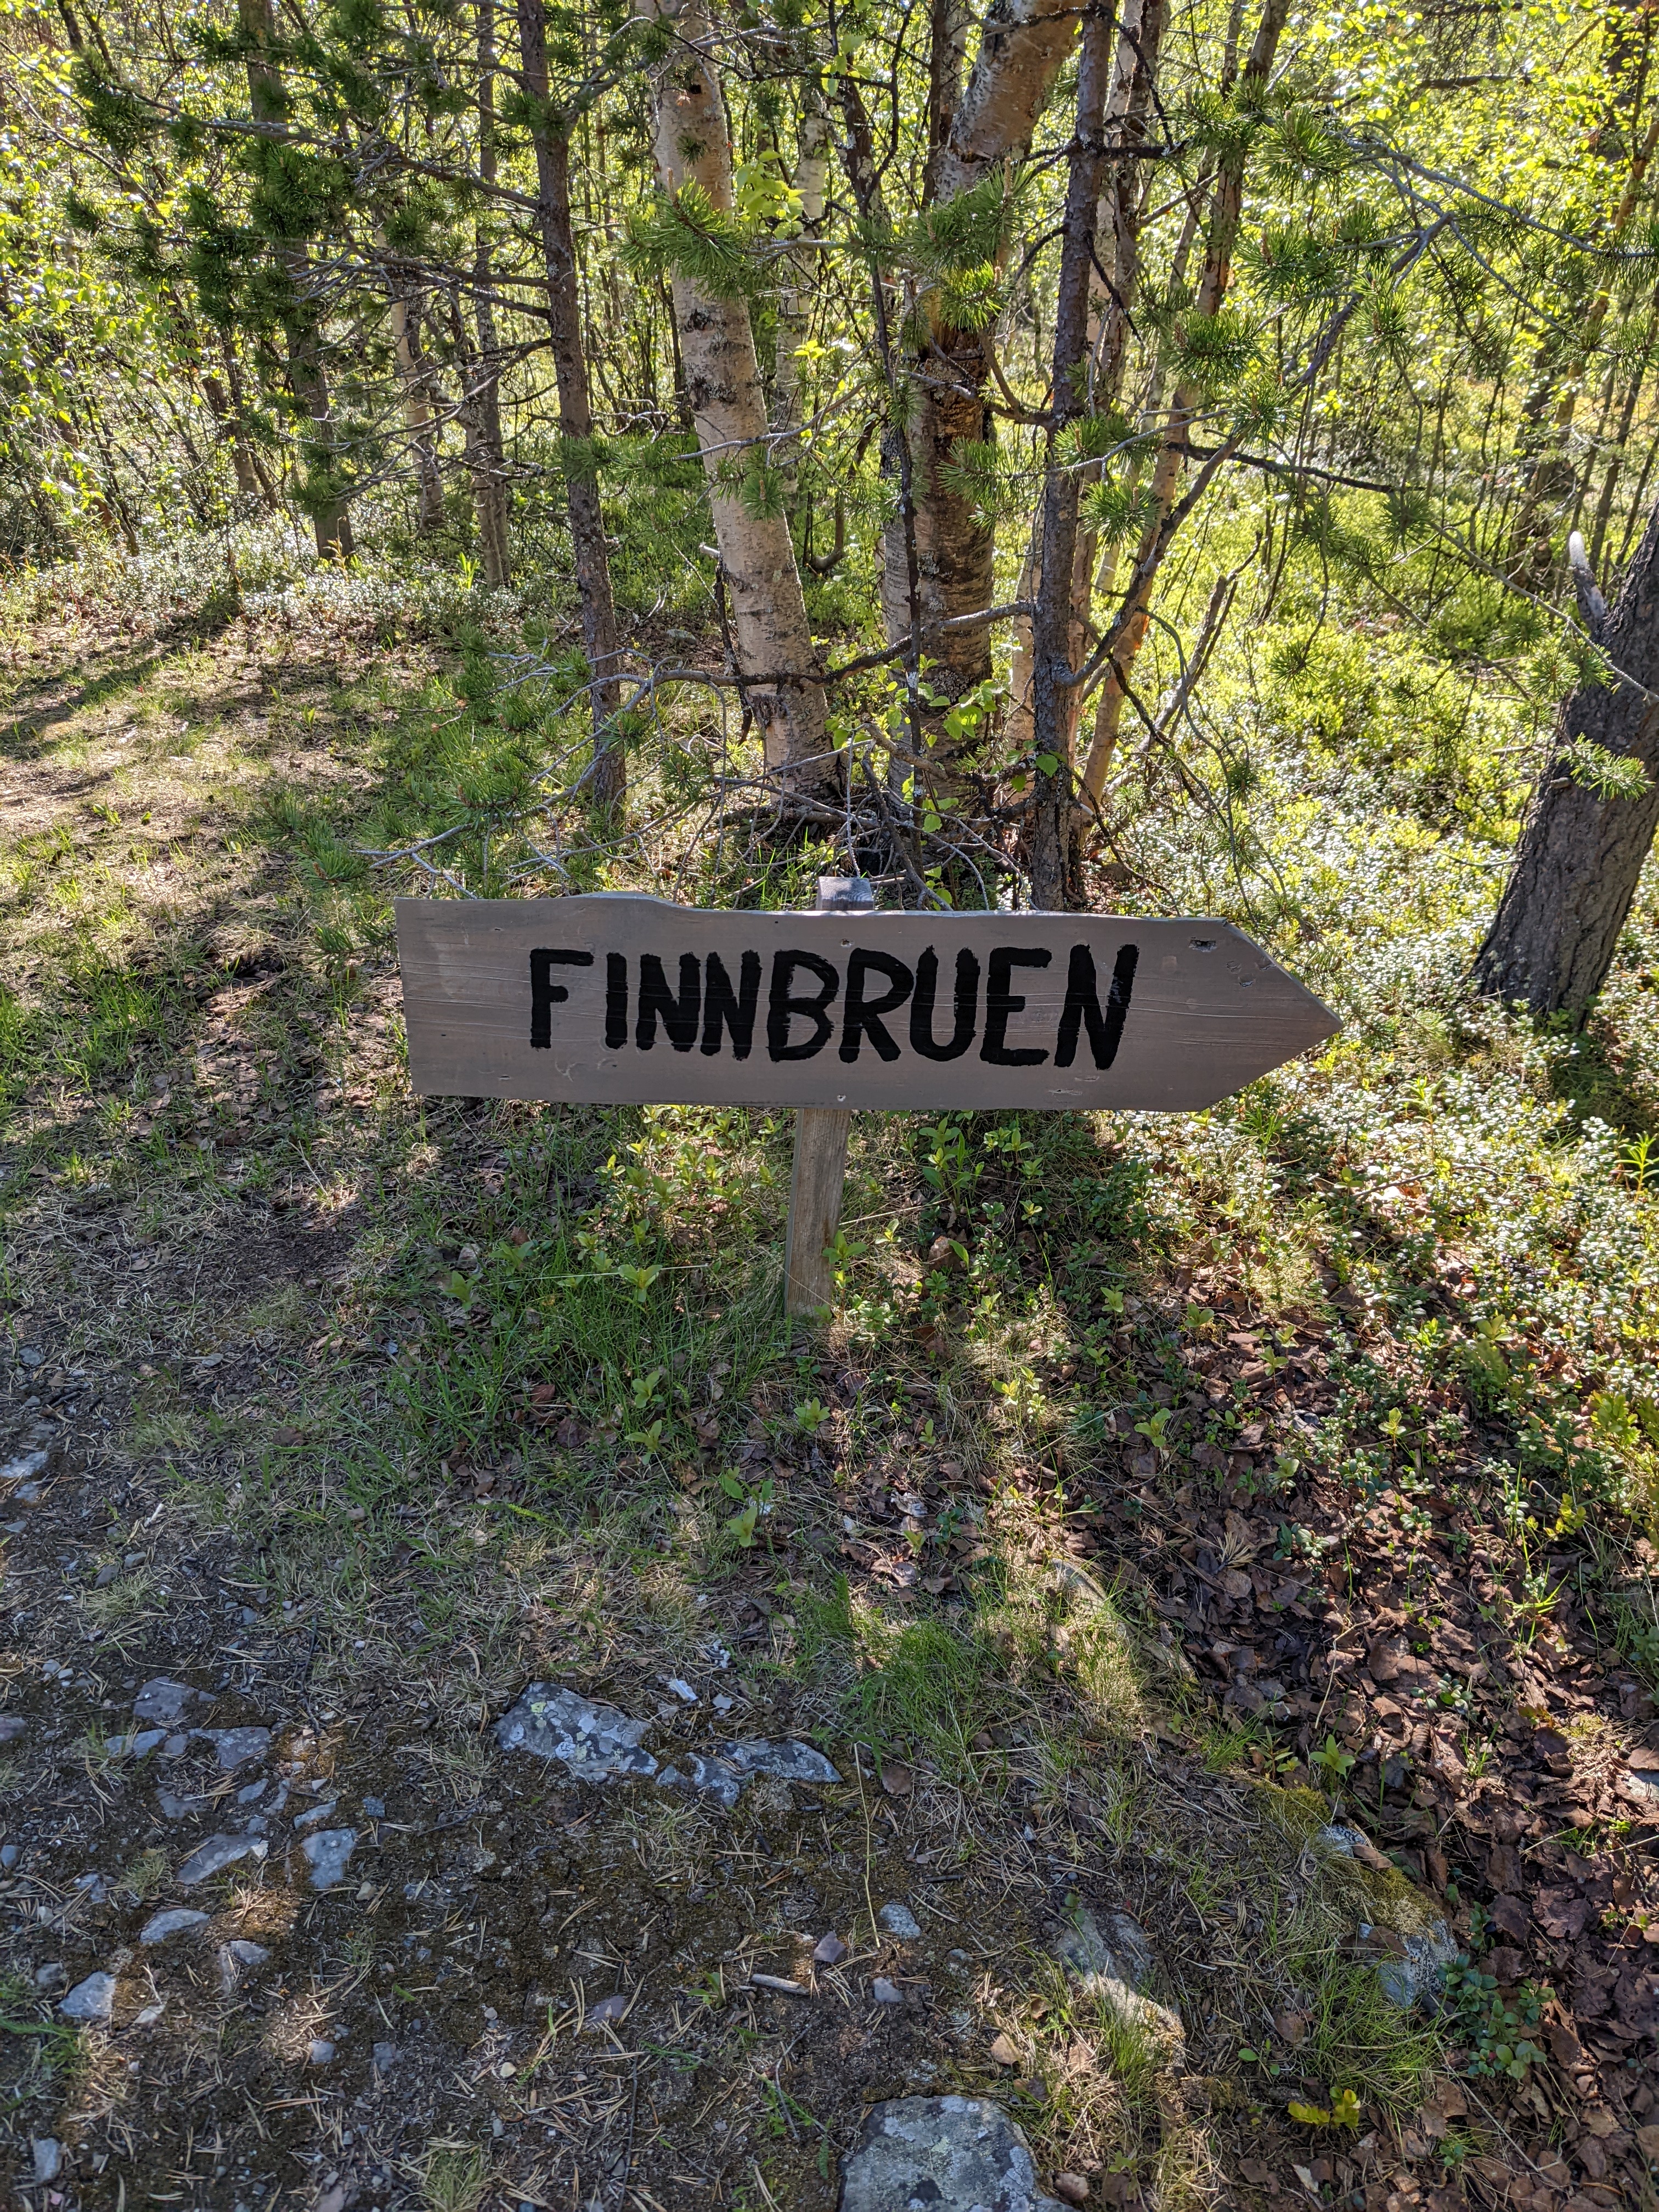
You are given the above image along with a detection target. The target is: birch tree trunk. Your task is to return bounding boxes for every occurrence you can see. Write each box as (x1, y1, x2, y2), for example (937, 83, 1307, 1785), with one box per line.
(1079, 0, 1290, 809)
(516, 0, 625, 811)
(646, 0, 834, 799)
(1475, 509, 1659, 1017)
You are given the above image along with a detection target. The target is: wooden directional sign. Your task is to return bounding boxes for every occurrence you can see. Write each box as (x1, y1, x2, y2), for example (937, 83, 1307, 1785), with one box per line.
(396, 895, 1338, 1113)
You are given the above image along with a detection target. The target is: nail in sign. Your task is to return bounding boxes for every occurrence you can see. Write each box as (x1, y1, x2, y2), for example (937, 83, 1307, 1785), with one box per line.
(395, 897, 1338, 1111)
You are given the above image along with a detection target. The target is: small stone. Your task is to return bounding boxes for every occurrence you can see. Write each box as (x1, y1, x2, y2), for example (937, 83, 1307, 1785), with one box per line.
(74, 1872, 110, 1901)
(94, 1562, 120, 1588)
(162, 1734, 188, 1758)
(301, 1828, 358, 1891)
(0, 1448, 50, 1485)
(362, 1796, 386, 1819)
(195, 1726, 272, 1771)
(814, 1932, 849, 1965)
(1053, 2176, 1091, 2205)
(295, 1798, 340, 1830)
(139, 1908, 210, 1945)
(133, 1679, 196, 1725)
(35, 1962, 66, 1989)
(496, 1684, 657, 1782)
(1, 1844, 20, 1869)
(236, 1779, 267, 1804)
(158, 1790, 204, 1821)
(371, 2040, 400, 2074)
(31, 2138, 62, 2185)
(584, 1991, 630, 2028)
(1374, 1918, 1459, 2010)
(219, 1939, 270, 1992)
(177, 1833, 268, 1886)
(718, 1738, 842, 1785)
(663, 1677, 699, 1703)
(1052, 1905, 1184, 2059)
(307, 2038, 337, 2066)
(17, 1346, 43, 1368)
(872, 1977, 903, 2005)
(879, 1903, 922, 1940)
(839, 2096, 1066, 2212)
(59, 1970, 116, 2022)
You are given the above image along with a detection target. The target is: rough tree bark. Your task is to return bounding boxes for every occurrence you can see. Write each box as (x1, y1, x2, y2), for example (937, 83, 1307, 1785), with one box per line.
(516, 0, 625, 810)
(239, 0, 352, 561)
(1475, 515, 1659, 1017)
(879, 0, 1082, 715)
(645, 0, 833, 798)
(1028, 0, 1118, 910)
(1079, 0, 1290, 808)
(383, 259, 447, 534)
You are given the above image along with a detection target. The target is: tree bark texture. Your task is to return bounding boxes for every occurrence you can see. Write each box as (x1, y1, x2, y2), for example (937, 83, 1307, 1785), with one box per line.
(879, 0, 1082, 709)
(383, 263, 447, 534)
(516, 0, 625, 810)
(469, 1, 513, 590)
(1475, 499, 1659, 1018)
(1028, 1, 1116, 910)
(646, 0, 833, 796)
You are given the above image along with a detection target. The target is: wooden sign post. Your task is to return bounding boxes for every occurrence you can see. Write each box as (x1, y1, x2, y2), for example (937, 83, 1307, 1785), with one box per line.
(395, 886, 1339, 1314)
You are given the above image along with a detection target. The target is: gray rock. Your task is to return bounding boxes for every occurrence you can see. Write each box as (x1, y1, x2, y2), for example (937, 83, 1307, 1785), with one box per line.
(294, 1798, 339, 1830)
(59, 1970, 116, 2022)
(177, 1833, 268, 1886)
(362, 1796, 386, 1819)
(31, 2138, 62, 2185)
(161, 1734, 188, 1758)
(134, 1678, 196, 1725)
(0, 1714, 25, 1744)
(195, 1726, 272, 1771)
(659, 1752, 744, 1810)
(814, 1932, 848, 1965)
(301, 1827, 357, 1891)
(1053, 1906, 1183, 2059)
(839, 2097, 1066, 2212)
(35, 1962, 66, 1989)
(1621, 1766, 1659, 1812)
(236, 1779, 267, 1805)
(495, 1684, 657, 1782)
(872, 1977, 903, 2004)
(75, 1872, 111, 1901)
(139, 1908, 210, 1945)
(371, 2040, 400, 2075)
(18, 1346, 43, 1369)
(94, 1562, 120, 1588)
(307, 2038, 336, 2066)
(0, 1843, 20, 1868)
(720, 1738, 840, 1785)
(106, 1728, 166, 1759)
(219, 1939, 270, 1992)
(158, 1790, 206, 1821)
(1365, 1918, 1459, 2009)
(584, 1991, 629, 2028)
(1319, 1823, 1373, 1859)
(879, 1903, 923, 1941)
(0, 1448, 50, 1485)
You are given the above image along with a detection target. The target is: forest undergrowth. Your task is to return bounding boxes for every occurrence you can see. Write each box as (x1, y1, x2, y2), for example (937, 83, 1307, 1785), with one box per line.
(1, 518, 1658, 2211)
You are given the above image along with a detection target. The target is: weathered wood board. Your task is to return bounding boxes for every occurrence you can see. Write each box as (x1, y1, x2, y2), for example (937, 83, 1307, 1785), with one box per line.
(395, 895, 1338, 1111)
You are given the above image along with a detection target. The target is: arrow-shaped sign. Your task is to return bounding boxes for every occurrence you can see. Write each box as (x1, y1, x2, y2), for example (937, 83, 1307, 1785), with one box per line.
(396, 896, 1338, 1112)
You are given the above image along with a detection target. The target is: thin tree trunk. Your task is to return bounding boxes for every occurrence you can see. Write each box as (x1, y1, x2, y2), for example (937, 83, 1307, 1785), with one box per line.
(1007, 0, 1164, 761)
(773, 89, 830, 511)
(1588, 304, 1656, 571)
(644, 0, 833, 798)
(1029, 0, 1117, 910)
(239, 0, 352, 560)
(516, 0, 625, 811)
(1079, 0, 1290, 808)
(470, 1, 512, 589)
(383, 260, 447, 534)
(200, 370, 259, 500)
(1475, 504, 1659, 1017)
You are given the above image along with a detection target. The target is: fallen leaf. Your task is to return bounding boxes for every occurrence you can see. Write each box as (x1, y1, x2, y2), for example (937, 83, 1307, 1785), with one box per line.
(1489, 1893, 1531, 1941)
(989, 2032, 1020, 2066)
(880, 1759, 913, 1798)
(1053, 2177, 1091, 2207)
(1534, 1888, 1589, 1939)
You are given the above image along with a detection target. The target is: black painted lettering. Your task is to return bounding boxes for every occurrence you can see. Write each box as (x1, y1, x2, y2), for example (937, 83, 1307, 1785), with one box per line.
(839, 949, 913, 1064)
(767, 950, 839, 1061)
(529, 949, 594, 1049)
(702, 950, 762, 1059)
(636, 953, 701, 1052)
(605, 953, 628, 1049)
(1054, 943, 1138, 1069)
(980, 946, 1051, 1066)
(910, 947, 979, 1061)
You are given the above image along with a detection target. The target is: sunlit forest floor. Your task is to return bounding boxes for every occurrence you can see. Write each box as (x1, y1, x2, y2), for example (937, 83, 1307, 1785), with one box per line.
(1, 532, 1658, 2211)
